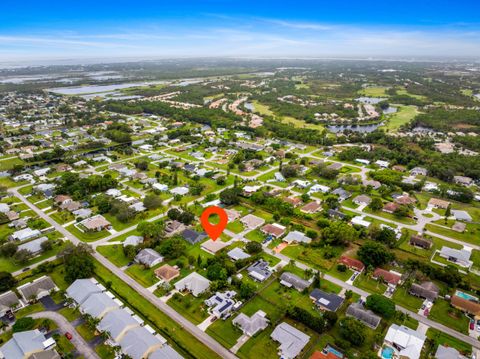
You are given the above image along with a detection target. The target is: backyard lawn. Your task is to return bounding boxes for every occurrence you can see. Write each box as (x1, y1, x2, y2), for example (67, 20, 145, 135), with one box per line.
(391, 287, 423, 312)
(97, 244, 130, 267)
(429, 299, 469, 334)
(167, 293, 209, 325)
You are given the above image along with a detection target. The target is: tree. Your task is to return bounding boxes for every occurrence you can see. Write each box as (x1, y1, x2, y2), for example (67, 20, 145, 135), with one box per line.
(13, 249, 32, 265)
(245, 241, 262, 254)
(0, 242, 18, 257)
(281, 165, 298, 178)
(167, 208, 181, 221)
(40, 240, 53, 252)
(178, 211, 195, 225)
(239, 282, 256, 299)
(322, 221, 358, 246)
(357, 241, 395, 268)
(368, 197, 383, 211)
(137, 221, 163, 240)
(338, 317, 366, 345)
(207, 262, 228, 281)
(60, 244, 95, 283)
(143, 194, 163, 210)
(158, 238, 186, 259)
(220, 188, 241, 205)
(0, 272, 15, 292)
(12, 317, 35, 332)
(366, 294, 396, 319)
(123, 245, 137, 260)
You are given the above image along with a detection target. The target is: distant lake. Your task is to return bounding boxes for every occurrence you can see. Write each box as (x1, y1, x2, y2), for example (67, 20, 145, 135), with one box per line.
(48, 81, 168, 95)
(327, 123, 383, 133)
(244, 102, 255, 111)
(356, 97, 385, 104)
(383, 107, 397, 114)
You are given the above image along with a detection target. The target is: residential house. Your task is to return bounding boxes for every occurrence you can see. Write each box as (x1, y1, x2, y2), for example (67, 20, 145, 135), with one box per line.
(66, 278, 104, 306)
(438, 247, 472, 268)
(410, 167, 428, 176)
(182, 229, 207, 244)
(204, 291, 237, 318)
(81, 215, 111, 231)
(134, 248, 163, 268)
(451, 295, 480, 316)
(435, 345, 467, 359)
(17, 276, 58, 302)
(308, 184, 330, 194)
(232, 310, 269, 337)
(280, 272, 310, 292)
(409, 282, 439, 302)
(283, 230, 311, 244)
(123, 235, 144, 247)
(9, 227, 41, 241)
(409, 235, 433, 250)
(0, 291, 21, 317)
(0, 330, 56, 359)
(383, 202, 399, 214)
(346, 303, 381, 329)
(338, 256, 364, 272)
(331, 188, 351, 201)
(451, 210, 472, 222)
(310, 289, 344, 312)
(300, 201, 322, 214)
(247, 260, 272, 282)
(373, 268, 402, 286)
(383, 324, 426, 359)
(174, 272, 211, 297)
(363, 179, 381, 190)
(240, 214, 265, 229)
(80, 292, 120, 319)
(97, 308, 141, 343)
(164, 220, 185, 236)
(118, 326, 163, 359)
(271, 322, 310, 359)
(351, 216, 371, 228)
(154, 264, 180, 282)
(201, 239, 228, 254)
(454, 176, 473, 186)
(352, 195, 371, 206)
(224, 208, 241, 222)
(227, 247, 250, 261)
(261, 223, 286, 238)
(170, 186, 189, 196)
(428, 198, 450, 210)
(18, 236, 48, 256)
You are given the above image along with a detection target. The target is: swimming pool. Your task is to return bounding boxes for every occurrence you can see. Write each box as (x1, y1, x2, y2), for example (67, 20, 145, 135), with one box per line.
(325, 345, 344, 358)
(381, 346, 394, 359)
(456, 290, 478, 302)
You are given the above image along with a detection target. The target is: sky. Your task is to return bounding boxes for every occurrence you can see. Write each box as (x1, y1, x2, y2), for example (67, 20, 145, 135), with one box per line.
(1, 0, 480, 62)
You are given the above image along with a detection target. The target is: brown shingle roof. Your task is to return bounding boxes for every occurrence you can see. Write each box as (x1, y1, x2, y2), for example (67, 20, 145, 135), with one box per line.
(451, 295, 480, 315)
(155, 264, 180, 282)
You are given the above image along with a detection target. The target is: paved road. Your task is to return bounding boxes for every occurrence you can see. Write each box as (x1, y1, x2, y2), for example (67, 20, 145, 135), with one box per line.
(30, 311, 100, 359)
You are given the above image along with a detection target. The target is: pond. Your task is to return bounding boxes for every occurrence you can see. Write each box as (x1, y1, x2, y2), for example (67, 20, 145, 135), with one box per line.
(244, 102, 255, 111)
(383, 107, 397, 114)
(355, 97, 385, 104)
(327, 122, 383, 133)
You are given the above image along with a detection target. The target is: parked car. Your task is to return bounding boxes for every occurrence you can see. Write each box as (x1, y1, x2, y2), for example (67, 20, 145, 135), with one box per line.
(470, 321, 475, 330)
(65, 332, 73, 340)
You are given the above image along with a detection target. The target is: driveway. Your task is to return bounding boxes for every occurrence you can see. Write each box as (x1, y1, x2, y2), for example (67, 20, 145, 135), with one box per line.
(30, 311, 100, 359)
(39, 296, 64, 311)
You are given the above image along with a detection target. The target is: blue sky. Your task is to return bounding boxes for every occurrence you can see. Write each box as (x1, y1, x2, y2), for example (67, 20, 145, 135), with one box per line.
(1, 0, 480, 61)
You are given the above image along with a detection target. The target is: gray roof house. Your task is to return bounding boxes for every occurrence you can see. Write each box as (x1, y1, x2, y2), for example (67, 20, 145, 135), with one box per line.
(331, 188, 351, 201)
(439, 247, 472, 268)
(17, 236, 48, 255)
(247, 260, 272, 282)
(134, 248, 163, 268)
(123, 235, 144, 247)
(283, 231, 311, 244)
(309, 289, 344, 312)
(66, 278, 104, 306)
(149, 345, 184, 359)
(270, 322, 310, 359)
(17, 276, 58, 301)
(346, 303, 381, 329)
(97, 308, 140, 343)
(409, 282, 440, 302)
(451, 210, 473, 222)
(0, 330, 54, 359)
(80, 292, 119, 319)
(227, 247, 250, 261)
(0, 291, 21, 316)
(181, 229, 207, 244)
(279, 272, 310, 292)
(232, 310, 269, 337)
(118, 326, 163, 359)
(205, 291, 237, 318)
(174, 272, 211, 297)
(9, 228, 41, 241)
(435, 345, 465, 359)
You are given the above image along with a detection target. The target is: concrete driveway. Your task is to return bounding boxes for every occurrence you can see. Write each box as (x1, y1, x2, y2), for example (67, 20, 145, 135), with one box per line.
(30, 311, 100, 359)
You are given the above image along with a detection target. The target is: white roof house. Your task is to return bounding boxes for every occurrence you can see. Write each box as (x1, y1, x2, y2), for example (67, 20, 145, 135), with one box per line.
(9, 227, 41, 241)
(232, 310, 269, 337)
(271, 322, 310, 359)
(97, 308, 140, 343)
(80, 292, 119, 319)
(18, 236, 48, 255)
(384, 324, 425, 359)
(134, 248, 163, 268)
(351, 216, 371, 228)
(174, 272, 210, 297)
(118, 326, 163, 359)
(123, 235, 144, 247)
(227, 247, 251, 261)
(66, 278, 104, 305)
(152, 183, 168, 192)
(308, 184, 330, 194)
(170, 186, 189, 196)
(283, 231, 311, 244)
(0, 330, 53, 359)
(439, 247, 472, 268)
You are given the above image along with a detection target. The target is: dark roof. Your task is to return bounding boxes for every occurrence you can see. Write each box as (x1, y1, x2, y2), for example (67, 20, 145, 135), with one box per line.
(310, 289, 344, 312)
(181, 229, 207, 244)
(346, 303, 381, 329)
(409, 282, 439, 301)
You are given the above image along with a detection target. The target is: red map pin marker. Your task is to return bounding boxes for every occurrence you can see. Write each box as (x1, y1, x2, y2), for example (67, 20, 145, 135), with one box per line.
(200, 206, 228, 241)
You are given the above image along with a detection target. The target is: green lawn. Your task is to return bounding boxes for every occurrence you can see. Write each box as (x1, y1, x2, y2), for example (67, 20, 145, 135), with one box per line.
(281, 244, 341, 271)
(392, 287, 423, 312)
(429, 299, 469, 334)
(97, 244, 130, 267)
(426, 328, 472, 356)
(359, 87, 389, 97)
(167, 293, 209, 325)
(226, 220, 244, 234)
(245, 229, 265, 243)
(125, 264, 159, 287)
(76, 323, 97, 341)
(66, 224, 109, 242)
(206, 317, 243, 349)
(95, 344, 116, 359)
(354, 274, 387, 294)
(383, 105, 419, 131)
(58, 307, 81, 322)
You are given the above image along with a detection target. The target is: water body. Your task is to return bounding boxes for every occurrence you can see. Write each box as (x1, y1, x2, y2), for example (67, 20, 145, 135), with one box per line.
(383, 107, 397, 114)
(356, 97, 385, 104)
(49, 81, 169, 95)
(244, 102, 255, 111)
(327, 123, 383, 133)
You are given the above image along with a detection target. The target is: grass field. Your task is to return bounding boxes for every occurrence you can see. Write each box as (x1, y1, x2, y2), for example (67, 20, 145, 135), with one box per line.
(355, 274, 387, 294)
(383, 105, 419, 131)
(429, 299, 469, 334)
(167, 293, 209, 325)
(391, 287, 423, 312)
(359, 87, 389, 97)
(66, 224, 109, 242)
(426, 328, 472, 355)
(97, 245, 130, 267)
